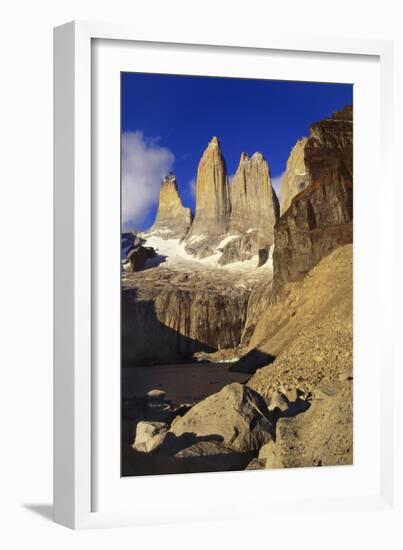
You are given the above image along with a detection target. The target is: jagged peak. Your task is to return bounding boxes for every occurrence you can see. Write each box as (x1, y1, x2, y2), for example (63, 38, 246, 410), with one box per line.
(161, 172, 179, 190)
(237, 151, 267, 166)
(208, 136, 221, 148)
(251, 151, 265, 162)
(162, 171, 177, 183)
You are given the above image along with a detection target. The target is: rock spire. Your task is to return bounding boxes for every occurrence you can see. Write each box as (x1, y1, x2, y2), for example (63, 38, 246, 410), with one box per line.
(229, 151, 279, 242)
(184, 137, 230, 256)
(280, 138, 309, 215)
(147, 173, 192, 239)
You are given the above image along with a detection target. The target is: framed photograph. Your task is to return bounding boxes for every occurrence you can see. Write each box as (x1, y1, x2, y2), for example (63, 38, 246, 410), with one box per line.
(54, 21, 396, 529)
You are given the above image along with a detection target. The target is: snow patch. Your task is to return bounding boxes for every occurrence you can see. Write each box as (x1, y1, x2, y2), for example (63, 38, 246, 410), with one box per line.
(144, 236, 193, 262)
(214, 234, 238, 250)
(142, 234, 273, 272)
(187, 234, 207, 244)
(223, 255, 260, 271)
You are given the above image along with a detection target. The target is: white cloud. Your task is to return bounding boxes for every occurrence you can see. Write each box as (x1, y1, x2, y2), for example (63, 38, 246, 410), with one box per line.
(271, 171, 285, 200)
(122, 131, 174, 227)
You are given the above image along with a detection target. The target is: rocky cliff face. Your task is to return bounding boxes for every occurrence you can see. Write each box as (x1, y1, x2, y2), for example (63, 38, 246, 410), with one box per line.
(145, 173, 192, 239)
(184, 137, 230, 258)
(279, 138, 308, 215)
(122, 265, 255, 366)
(272, 105, 353, 298)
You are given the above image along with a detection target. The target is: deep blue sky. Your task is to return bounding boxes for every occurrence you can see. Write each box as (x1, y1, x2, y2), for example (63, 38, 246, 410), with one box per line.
(121, 73, 352, 230)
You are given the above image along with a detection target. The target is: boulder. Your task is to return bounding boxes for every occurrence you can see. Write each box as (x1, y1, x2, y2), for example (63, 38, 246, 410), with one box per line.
(132, 421, 168, 453)
(265, 379, 353, 469)
(146, 389, 166, 402)
(168, 382, 275, 452)
(175, 441, 232, 458)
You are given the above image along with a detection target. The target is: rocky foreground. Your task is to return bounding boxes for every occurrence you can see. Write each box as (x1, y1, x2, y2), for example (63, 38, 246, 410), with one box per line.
(122, 105, 353, 474)
(122, 244, 352, 475)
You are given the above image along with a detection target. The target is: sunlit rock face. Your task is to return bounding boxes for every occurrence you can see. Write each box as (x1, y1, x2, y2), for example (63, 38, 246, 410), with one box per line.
(272, 105, 353, 299)
(145, 173, 192, 240)
(184, 137, 231, 258)
(280, 138, 309, 216)
(218, 152, 279, 266)
(229, 152, 279, 238)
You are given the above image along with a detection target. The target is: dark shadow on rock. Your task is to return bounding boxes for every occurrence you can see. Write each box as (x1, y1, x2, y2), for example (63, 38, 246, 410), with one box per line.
(23, 504, 53, 522)
(122, 289, 217, 367)
(121, 430, 256, 477)
(278, 397, 311, 419)
(121, 445, 255, 476)
(229, 349, 276, 374)
(157, 432, 224, 456)
(145, 254, 167, 268)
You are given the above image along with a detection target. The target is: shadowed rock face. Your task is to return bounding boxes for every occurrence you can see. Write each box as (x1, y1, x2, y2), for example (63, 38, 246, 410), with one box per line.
(280, 138, 309, 215)
(146, 173, 192, 239)
(121, 267, 253, 366)
(185, 137, 230, 257)
(272, 105, 353, 298)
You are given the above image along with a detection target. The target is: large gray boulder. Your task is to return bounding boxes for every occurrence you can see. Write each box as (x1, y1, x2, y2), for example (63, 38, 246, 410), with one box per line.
(168, 383, 274, 452)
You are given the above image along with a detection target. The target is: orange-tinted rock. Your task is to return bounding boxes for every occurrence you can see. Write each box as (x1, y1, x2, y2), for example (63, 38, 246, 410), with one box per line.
(280, 138, 309, 215)
(185, 137, 230, 257)
(229, 152, 279, 241)
(147, 173, 192, 239)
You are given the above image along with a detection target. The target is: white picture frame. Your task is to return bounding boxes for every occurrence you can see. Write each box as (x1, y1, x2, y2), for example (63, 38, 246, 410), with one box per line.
(54, 20, 397, 530)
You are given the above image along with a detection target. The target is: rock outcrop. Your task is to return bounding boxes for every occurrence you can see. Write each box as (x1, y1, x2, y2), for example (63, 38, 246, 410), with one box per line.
(279, 138, 308, 215)
(255, 378, 353, 468)
(168, 383, 274, 452)
(184, 137, 230, 257)
(121, 232, 157, 272)
(146, 173, 192, 239)
(272, 105, 353, 298)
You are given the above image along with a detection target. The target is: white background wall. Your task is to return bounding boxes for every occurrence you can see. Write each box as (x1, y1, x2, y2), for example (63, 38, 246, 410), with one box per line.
(0, 0, 401, 547)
